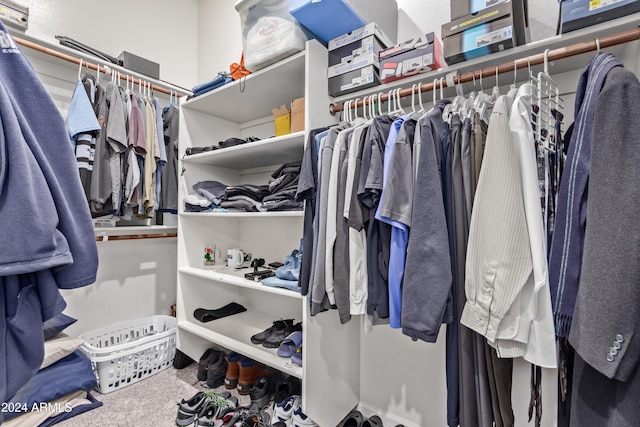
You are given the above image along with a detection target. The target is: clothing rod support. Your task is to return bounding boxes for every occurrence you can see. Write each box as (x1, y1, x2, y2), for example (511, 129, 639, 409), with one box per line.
(12, 35, 191, 97)
(330, 27, 640, 115)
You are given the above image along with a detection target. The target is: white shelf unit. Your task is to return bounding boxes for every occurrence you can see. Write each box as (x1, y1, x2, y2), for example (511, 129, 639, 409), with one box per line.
(176, 39, 358, 427)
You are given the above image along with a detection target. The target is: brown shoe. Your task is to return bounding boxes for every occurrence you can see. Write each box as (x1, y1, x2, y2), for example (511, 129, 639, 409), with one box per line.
(237, 357, 268, 395)
(224, 352, 241, 389)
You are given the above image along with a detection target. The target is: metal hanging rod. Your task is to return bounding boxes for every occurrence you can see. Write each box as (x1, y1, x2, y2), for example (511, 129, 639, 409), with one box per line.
(96, 233, 178, 242)
(12, 34, 191, 97)
(329, 27, 640, 115)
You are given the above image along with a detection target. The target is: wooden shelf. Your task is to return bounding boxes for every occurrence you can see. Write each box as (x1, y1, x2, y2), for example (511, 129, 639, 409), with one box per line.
(182, 131, 305, 169)
(179, 267, 302, 299)
(178, 317, 303, 378)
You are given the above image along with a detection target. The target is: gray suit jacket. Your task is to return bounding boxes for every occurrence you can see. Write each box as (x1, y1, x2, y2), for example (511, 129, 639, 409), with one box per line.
(569, 66, 640, 425)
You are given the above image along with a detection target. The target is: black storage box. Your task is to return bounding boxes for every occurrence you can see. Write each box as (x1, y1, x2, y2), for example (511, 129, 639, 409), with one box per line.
(118, 51, 160, 79)
(442, 0, 528, 65)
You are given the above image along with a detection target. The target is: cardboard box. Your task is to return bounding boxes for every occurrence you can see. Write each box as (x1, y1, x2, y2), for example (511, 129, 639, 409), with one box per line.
(328, 65, 381, 97)
(290, 97, 305, 133)
(328, 52, 379, 78)
(559, 0, 640, 33)
(441, 0, 528, 65)
(290, 0, 398, 45)
(118, 51, 160, 79)
(451, 0, 510, 20)
(379, 33, 445, 84)
(272, 105, 290, 136)
(329, 34, 387, 69)
(328, 22, 394, 52)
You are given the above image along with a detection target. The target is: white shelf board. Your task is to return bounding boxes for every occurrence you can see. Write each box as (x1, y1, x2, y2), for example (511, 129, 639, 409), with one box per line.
(93, 225, 177, 237)
(179, 267, 302, 299)
(182, 50, 306, 123)
(183, 131, 305, 169)
(331, 13, 640, 104)
(178, 318, 303, 378)
(179, 211, 304, 218)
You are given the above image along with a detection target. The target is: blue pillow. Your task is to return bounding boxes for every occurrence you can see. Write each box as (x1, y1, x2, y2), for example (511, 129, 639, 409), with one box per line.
(43, 312, 77, 340)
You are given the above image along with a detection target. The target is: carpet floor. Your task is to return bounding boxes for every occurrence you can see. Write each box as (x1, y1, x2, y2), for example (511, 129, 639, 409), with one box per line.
(57, 362, 259, 427)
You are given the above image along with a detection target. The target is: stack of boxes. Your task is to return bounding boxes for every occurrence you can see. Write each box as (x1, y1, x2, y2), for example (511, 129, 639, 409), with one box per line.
(327, 23, 394, 97)
(442, 0, 529, 64)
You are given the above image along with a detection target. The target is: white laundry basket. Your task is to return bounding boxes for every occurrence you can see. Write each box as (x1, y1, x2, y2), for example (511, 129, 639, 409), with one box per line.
(78, 315, 177, 393)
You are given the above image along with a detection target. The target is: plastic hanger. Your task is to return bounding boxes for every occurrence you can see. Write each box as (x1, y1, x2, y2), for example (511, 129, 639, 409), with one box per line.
(511, 59, 517, 90)
(77, 58, 83, 81)
(491, 65, 500, 101)
(440, 77, 445, 102)
(410, 84, 417, 114)
(417, 83, 426, 114)
(377, 92, 384, 117)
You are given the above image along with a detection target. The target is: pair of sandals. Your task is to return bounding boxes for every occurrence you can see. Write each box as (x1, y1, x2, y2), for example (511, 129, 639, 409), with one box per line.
(185, 136, 260, 155)
(276, 330, 302, 367)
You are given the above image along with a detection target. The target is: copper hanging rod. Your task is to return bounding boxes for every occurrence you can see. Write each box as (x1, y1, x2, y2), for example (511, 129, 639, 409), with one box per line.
(96, 233, 178, 242)
(12, 34, 191, 97)
(330, 27, 640, 115)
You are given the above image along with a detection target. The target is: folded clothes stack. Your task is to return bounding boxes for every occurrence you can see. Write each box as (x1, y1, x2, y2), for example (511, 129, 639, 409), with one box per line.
(183, 180, 228, 212)
(262, 243, 302, 292)
(260, 161, 303, 212)
(189, 72, 233, 98)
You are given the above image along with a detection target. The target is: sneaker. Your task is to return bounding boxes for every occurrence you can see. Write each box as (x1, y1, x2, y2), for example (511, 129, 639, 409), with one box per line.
(250, 371, 281, 409)
(274, 376, 302, 406)
(240, 410, 271, 427)
(272, 395, 301, 425)
(207, 352, 229, 388)
(361, 415, 383, 427)
(251, 319, 294, 345)
(195, 395, 238, 427)
(237, 358, 268, 395)
(198, 348, 223, 381)
(336, 410, 365, 427)
(291, 407, 318, 427)
(263, 322, 302, 349)
(176, 391, 230, 426)
(224, 352, 242, 389)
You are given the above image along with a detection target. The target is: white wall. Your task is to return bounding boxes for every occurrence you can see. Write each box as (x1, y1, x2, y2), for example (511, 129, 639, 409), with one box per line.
(19, 0, 199, 88)
(197, 0, 244, 83)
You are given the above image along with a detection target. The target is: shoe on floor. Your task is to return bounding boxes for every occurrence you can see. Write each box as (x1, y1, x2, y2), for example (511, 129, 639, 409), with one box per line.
(224, 351, 242, 389)
(251, 319, 294, 345)
(362, 415, 384, 427)
(206, 351, 229, 388)
(263, 322, 302, 349)
(337, 409, 365, 427)
(272, 395, 301, 425)
(250, 370, 282, 409)
(175, 390, 230, 426)
(291, 407, 318, 427)
(194, 395, 238, 426)
(198, 348, 223, 381)
(238, 357, 268, 395)
(274, 375, 302, 405)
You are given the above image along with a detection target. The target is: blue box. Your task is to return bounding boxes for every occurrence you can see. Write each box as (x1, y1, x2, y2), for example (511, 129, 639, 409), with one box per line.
(289, 0, 397, 44)
(560, 0, 640, 33)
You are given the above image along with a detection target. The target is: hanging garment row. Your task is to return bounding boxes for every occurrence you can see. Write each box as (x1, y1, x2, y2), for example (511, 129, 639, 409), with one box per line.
(296, 50, 640, 427)
(67, 60, 180, 219)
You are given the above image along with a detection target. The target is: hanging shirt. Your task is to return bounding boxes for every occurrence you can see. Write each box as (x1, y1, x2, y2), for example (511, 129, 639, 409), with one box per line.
(0, 21, 97, 402)
(375, 114, 409, 329)
(343, 124, 370, 316)
(159, 103, 180, 213)
(402, 100, 453, 342)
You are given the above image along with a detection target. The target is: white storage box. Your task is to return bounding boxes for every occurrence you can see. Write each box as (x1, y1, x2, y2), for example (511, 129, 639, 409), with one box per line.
(78, 315, 177, 394)
(235, 0, 309, 72)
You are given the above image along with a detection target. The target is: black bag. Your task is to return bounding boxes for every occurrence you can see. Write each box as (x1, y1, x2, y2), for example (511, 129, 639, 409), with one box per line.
(173, 349, 195, 369)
